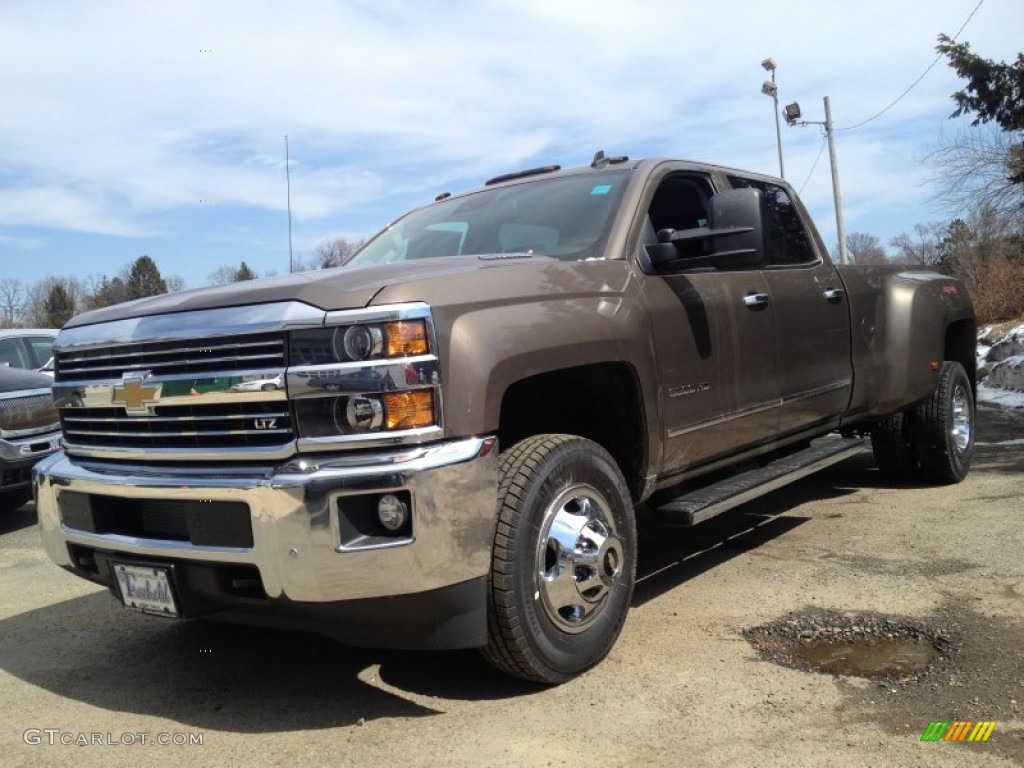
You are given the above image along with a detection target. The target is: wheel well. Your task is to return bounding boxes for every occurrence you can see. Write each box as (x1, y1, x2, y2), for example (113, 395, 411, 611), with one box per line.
(945, 320, 977, 393)
(498, 363, 647, 500)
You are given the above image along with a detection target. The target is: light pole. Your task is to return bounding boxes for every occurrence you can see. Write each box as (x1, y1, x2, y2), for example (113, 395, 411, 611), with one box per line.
(784, 97, 849, 265)
(761, 57, 785, 179)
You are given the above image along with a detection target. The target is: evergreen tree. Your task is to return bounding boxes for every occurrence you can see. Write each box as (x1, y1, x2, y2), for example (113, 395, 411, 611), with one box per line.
(125, 255, 167, 300)
(44, 283, 75, 327)
(234, 261, 257, 281)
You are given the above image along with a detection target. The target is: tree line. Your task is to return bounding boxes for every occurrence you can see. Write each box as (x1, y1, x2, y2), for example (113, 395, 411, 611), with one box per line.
(0, 236, 365, 330)
(841, 35, 1023, 325)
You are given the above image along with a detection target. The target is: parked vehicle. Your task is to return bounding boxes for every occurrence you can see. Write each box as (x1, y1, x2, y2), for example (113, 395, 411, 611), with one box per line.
(0, 328, 58, 374)
(1, 366, 61, 511)
(35, 155, 974, 682)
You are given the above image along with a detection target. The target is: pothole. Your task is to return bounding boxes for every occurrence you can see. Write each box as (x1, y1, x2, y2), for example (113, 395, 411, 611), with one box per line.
(743, 610, 953, 681)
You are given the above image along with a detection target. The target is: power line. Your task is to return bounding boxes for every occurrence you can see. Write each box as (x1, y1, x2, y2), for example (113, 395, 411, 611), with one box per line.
(798, 132, 828, 195)
(837, 0, 984, 131)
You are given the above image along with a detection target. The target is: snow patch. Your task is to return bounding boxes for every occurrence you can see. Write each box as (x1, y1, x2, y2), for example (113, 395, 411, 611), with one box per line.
(977, 322, 1024, 408)
(977, 382, 1024, 409)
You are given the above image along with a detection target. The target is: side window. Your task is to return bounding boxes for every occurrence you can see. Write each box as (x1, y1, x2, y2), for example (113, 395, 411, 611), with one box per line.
(27, 336, 54, 367)
(0, 338, 31, 369)
(647, 174, 713, 234)
(727, 177, 816, 265)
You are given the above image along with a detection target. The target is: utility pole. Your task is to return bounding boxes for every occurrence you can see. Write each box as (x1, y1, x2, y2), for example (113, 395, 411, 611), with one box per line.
(783, 97, 848, 264)
(823, 97, 848, 266)
(285, 135, 294, 273)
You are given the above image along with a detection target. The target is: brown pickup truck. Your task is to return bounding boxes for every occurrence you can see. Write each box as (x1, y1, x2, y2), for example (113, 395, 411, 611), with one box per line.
(35, 155, 976, 683)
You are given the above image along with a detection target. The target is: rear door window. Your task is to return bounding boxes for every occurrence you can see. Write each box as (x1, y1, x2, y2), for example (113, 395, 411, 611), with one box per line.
(727, 177, 817, 266)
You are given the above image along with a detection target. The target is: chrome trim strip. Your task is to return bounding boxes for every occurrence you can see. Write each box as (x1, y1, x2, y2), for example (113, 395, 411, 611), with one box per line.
(668, 399, 780, 439)
(780, 380, 850, 406)
(0, 387, 53, 401)
(323, 302, 431, 326)
(667, 381, 850, 439)
(55, 301, 326, 350)
(63, 441, 299, 462)
(54, 379, 287, 409)
(297, 426, 445, 452)
(288, 358, 440, 398)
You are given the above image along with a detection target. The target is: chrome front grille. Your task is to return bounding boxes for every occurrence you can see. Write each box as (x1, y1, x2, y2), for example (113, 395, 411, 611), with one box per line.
(0, 393, 59, 434)
(60, 402, 292, 450)
(55, 333, 286, 382)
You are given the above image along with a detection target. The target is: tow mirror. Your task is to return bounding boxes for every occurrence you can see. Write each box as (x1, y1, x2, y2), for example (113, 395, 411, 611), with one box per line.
(647, 188, 767, 269)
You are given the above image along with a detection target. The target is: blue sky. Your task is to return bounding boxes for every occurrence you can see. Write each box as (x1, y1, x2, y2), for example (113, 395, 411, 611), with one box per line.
(1, 0, 1021, 291)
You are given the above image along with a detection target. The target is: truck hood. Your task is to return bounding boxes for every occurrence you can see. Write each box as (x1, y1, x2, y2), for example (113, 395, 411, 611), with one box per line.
(63, 257, 545, 329)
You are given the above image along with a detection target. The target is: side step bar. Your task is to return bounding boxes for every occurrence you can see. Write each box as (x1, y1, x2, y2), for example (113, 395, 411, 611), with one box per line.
(655, 438, 866, 526)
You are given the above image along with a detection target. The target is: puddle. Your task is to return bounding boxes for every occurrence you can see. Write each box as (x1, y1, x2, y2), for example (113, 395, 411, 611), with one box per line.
(743, 610, 951, 681)
(791, 637, 940, 678)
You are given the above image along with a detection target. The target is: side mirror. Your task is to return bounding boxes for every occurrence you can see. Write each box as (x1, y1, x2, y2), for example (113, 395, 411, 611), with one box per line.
(645, 188, 767, 270)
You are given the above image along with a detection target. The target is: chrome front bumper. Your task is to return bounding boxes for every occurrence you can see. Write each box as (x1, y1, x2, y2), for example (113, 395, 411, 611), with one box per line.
(34, 437, 498, 603)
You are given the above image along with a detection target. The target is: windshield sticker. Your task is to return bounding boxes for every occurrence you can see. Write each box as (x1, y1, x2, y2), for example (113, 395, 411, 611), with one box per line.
(590, 184, 613, 195)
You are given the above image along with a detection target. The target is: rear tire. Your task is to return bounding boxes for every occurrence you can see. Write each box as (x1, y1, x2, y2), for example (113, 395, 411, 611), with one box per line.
(914, 361, 974, 484)
(870, 412, 920, 482)
(482, 434, 636, 684)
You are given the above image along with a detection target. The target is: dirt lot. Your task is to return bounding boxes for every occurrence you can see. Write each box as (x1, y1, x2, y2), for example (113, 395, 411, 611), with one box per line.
(1, 404, 1022, 767)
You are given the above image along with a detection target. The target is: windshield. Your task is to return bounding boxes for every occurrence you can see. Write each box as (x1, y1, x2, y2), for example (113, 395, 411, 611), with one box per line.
(348, 169, 630, 266)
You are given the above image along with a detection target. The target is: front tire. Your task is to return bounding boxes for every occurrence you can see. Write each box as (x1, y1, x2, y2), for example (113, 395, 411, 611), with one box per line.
(914, 361, 974, 484)
(482, 434, 636, 683)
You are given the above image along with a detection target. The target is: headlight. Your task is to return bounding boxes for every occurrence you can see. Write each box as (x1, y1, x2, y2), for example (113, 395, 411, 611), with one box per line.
(290, 319, 430, 366)
(294, 390, 436, 437)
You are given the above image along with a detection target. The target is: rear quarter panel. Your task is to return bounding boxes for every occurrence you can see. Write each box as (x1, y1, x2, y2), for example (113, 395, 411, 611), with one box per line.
(839, 266, 975, 419)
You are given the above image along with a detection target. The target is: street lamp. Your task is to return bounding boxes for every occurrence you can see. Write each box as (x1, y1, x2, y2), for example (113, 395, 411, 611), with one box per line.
(761, 57, 785, 179)
(784, 97, 849, 265)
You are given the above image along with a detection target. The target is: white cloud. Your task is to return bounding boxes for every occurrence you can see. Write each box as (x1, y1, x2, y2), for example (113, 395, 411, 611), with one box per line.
(0, 0, 1021, 285)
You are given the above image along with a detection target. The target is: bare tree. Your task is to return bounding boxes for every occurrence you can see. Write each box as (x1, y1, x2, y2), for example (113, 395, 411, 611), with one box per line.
(23, 276, 86, 327)
(208, 266, 237, 286)
(926, 126, 1024, 218)
(844, 233, 888, 265)
(165, 275, 186, 293)
(302, 236, 365, 270)
(888, 223, 949, 266)
(0, 278, 25, 327)
(208, 262, 257, 285)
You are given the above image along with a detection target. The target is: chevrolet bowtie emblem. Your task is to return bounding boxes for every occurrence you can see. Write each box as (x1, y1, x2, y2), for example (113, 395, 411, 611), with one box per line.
(112, 379, 162, 415)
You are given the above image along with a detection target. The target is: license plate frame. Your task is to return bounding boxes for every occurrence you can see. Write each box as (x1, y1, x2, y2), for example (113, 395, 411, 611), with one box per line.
(112, 562, 180, 618)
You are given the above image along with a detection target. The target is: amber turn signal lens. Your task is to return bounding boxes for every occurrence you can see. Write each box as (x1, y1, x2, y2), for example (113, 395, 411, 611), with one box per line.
(385, 320, 429, 357)
(384, 391, 434, 429)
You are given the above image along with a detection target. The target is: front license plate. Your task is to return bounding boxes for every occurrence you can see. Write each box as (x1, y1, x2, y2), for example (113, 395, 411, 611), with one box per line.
(113, 563, 179, 617)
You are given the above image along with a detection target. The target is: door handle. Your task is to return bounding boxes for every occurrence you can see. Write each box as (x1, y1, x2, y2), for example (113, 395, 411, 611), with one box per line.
(823, 288, 845, 303)
(743, 293, 769, 309)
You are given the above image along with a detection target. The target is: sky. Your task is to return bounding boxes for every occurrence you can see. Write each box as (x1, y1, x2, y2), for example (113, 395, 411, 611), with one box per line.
(1, 0, 1021, 292)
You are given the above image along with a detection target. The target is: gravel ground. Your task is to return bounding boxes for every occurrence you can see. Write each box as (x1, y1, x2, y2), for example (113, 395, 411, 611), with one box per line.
(1, 402, 1022, 767)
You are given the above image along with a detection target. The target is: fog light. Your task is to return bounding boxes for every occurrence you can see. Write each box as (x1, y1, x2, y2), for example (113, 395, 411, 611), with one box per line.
(384, 390, 434, 429)
(377, 494, 408, 531)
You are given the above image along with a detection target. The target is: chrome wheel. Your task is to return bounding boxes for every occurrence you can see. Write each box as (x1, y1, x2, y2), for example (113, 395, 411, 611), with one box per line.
(536, 484, 624, 634)
(951, 383, 972, 453)
(483, 434, 636, 683)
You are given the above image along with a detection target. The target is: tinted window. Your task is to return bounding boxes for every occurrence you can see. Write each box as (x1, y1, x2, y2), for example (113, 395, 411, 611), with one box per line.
(727, 177, 816, 265)
(349, 170, 630, 265)
(26, 336, 54, 367)
(0, 338, 31, 369)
